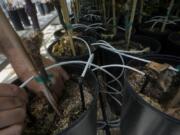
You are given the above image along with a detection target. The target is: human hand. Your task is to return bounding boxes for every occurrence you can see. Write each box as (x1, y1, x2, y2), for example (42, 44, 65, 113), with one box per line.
(0, 84, 27, 135)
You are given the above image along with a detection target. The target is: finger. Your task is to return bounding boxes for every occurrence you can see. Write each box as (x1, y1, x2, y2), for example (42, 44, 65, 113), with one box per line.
(16, 89, 28, 104)
(0, 97, 23, 111)
(0, 108, 26, 129)
(0, 124, 23, 135)
(0, 84, 28, 104)
(0, 84, 20, 97)
(58, 67, 70, 81)
(51, 76, 65, 98)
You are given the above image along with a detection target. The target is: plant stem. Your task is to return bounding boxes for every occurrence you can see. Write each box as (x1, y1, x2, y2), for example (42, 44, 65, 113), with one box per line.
(52, 0, 66, 29)
(161, 0, 174, 32)
(59, 0, 76, 56)
(125, 0, 138, 49)
(138, 0, 144, 24)
(112, 0, 117, 36)
(102, 0, 106, 24)
(74, 0, 80, 23)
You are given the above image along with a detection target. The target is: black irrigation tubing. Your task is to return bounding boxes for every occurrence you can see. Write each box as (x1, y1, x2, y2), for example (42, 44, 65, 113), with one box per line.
(97, 119, 121, 130)
(78, 77, 86, 111)
(99, 93, 111, 135)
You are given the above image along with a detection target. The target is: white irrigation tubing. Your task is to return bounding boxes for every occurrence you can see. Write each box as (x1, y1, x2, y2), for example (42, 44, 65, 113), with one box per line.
(95, 40, 150, 54)
(88, 10, 100, 12)
(150, 21, 159, 30)
(72, 36, 91, 56)
(81, 54, 94, 77)
(88, 23, 103, 27)
(117, 48, 150, 54)
(92, 40, 148, 72)
(102, 81, 123, 95)
(107, 17, 113, 24)
(85, 26, 106, 31)
(47, 61, 124, 96)
(93, 64, 145, 76)
(46, 61, 122, 85)
(97, 118, 121, 129)
(109, 94, 122, 106)
(145, 19, 176, 25)
(100, 46, 179, 72)
(83, 14, 101, 18)
(72, 24, 88, 28)
(117, 26, 126, 31)
(91, 42, 125, 82)
(20, 76, 34, 88)
(20, 61, 122, 89)
(151, 16, 166, 19)
(174, 19, 180, 22)
(151, 16, 179, 20)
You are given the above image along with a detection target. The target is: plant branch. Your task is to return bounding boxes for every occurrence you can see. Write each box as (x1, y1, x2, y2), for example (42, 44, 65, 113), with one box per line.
(112, 0, 117, 36)
(59, 0, 76, 56)
(125, 0, 138, 49)
(161, 0, 174, 32)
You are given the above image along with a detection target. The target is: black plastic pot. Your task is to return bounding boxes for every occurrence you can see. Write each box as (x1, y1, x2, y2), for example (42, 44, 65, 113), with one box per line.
(131, 35, 162, 54)
(8, 9, 24, 31)
(104, 34, 161, 55)
(95, 47, 124, 116)
(56, 64, 98, 135)
(48, 36, 96, 62)
(121, 55, 180, 135)
(53, 29, 66, 40)
(167, 32, 180, 56)
(137, 23, 179, 53)
(17, 8, 31, 27)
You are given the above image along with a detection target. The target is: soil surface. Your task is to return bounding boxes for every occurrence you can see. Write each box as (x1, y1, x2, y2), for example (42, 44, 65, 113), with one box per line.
(128, 64, 180, 120)
(100, 33, 150, 54)
(110, 40, 150, 53)
(51, 35, 88, 57)
(23, 79, 93, 135)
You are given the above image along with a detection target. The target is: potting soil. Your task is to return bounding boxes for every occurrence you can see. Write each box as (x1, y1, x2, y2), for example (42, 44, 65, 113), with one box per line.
(52, 36, 88, 57)
(110, 40, 150, 54)
(128, 64, 180, 120)
(23, 79, 93, 135)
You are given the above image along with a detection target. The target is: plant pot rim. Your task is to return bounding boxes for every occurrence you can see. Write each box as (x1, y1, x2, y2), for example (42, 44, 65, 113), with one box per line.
(138, 23, 173, 35)
(125, 54, 180, 124)
(107, 34, 162, 54)
(48, 38, 94, 61)
(168, 32, 180, 46)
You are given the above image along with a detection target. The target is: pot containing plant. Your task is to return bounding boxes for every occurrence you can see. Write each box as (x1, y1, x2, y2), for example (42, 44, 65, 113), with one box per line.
(137, 21, 178, 51)
(48, 34, 95, 62)
(101, 0, 161, 60)
(137, 0, 180, 53)
(23, 64, 99, 135)
(167, 32, 180, 56)
(94, 46, 124, 116)
(121, 54, 180, 135)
